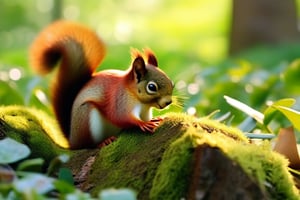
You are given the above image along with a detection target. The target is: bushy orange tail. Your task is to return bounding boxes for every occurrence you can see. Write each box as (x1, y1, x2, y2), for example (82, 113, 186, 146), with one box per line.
(29, 20, 106, 136)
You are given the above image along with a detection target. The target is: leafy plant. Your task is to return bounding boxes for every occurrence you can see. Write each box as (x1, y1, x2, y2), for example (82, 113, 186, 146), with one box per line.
(0, 138, 30, 164)
(224, 96, 300, 134)
(0, 137, 136, 199)
(224, 95, 300, 177)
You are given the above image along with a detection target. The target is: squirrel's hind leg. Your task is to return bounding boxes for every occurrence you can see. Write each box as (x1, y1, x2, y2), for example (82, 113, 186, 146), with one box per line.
(69, 102, 105, 149)
(70, 102, 120, 149)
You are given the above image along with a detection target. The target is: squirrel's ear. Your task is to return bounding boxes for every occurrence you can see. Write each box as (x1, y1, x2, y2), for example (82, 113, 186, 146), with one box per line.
(132, 56, 147, 82)
(144, 49, 158, 67)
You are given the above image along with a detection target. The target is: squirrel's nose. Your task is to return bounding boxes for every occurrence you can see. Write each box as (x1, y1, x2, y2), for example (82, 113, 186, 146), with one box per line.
(165, 100, 172, 106)
(158, 97, 172, 109)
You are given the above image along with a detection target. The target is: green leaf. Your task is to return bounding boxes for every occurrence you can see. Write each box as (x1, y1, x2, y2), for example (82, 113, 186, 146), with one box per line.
(14, 173, 54, 194)
(245, 133, 275, 139)
(238, 116, 257, 132)
(0, 138, 30, 164)
(224, 95, 264, 124)
(58, 168, 74, 185)
(272, 105, 300, 131)
(16, 158, 44, 172)
(282, 59, 300, 94)
(53, 180, 76, 194)
(99, 189, 137, 200)
(263, 98, 295, 125)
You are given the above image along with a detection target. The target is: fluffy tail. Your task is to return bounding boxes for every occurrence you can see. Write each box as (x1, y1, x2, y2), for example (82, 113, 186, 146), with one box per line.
(29, 20, 106, 136)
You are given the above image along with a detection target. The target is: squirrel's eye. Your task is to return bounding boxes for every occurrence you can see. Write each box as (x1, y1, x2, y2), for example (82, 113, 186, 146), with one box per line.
(146, 81, 158, 94)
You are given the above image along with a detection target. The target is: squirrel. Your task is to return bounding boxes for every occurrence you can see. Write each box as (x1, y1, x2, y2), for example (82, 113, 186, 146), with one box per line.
(29, 20, 174, 149)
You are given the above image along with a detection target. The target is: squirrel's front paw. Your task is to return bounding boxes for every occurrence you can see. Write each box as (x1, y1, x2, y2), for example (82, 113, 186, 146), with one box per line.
(139, 118, 163, 133)
(98, 136, 117, 148)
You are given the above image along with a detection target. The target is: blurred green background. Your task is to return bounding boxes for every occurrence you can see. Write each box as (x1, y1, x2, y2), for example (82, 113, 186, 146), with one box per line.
(1, 0, 300, 128)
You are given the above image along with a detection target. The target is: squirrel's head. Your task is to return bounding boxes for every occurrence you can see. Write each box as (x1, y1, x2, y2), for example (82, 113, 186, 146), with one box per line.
(129, 49, 174, 109)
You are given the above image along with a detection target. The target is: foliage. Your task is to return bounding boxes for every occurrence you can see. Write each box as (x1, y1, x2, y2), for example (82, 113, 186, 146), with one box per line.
(0, 138, 30, 164)
(177, 45, 300, 142)
(0, 137, 136, 200)
(224, 96, 300, 175)
(224, 95, 300, 137)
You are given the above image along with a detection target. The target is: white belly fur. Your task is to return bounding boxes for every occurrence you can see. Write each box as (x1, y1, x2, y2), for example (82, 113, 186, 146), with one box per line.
(89, 108, 120, 143)
(131, 103, 152, 121)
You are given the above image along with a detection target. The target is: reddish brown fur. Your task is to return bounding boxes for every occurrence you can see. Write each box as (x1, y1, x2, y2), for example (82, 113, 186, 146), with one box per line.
(30, 20, 106, 136)
(131, 48, 158, 67)
(144, 48, 158, 67)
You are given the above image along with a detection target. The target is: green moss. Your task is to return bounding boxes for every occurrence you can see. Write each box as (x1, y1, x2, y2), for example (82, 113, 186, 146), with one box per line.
(165, 112, 249, 142)
(149, 128, 194, 199)
(89, 116, 186, 198)
(150, 113, 299, 199)
(0, 105, 70, 162)
(233, 144, 297, 199)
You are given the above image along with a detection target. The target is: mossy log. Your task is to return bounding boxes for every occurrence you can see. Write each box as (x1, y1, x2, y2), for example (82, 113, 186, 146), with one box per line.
(0, 106, 299, 199)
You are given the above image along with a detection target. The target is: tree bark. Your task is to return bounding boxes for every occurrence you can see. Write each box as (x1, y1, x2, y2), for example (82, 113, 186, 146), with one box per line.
(229, 0, 300, 55)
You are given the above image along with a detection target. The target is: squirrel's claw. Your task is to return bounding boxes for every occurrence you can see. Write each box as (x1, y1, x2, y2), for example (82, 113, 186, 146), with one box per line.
(98, 136, 117, 148)
(139, 117, 163, 133)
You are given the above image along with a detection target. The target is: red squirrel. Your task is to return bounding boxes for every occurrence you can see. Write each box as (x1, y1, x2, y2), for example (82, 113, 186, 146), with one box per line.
(29, 21, 174, 149)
